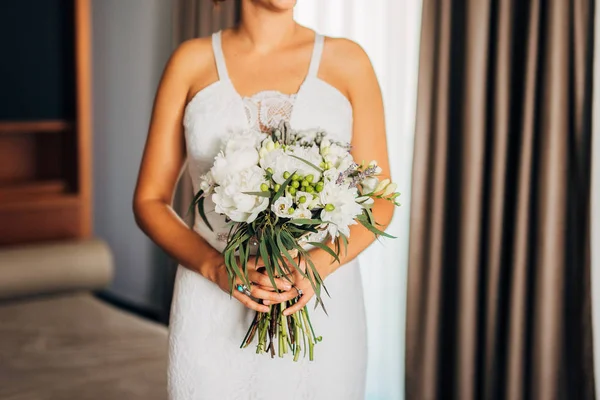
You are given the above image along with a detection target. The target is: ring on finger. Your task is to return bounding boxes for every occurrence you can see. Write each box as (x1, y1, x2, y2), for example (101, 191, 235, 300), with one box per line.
(292, 285, 303, 297)
(236, 283, 252, 297)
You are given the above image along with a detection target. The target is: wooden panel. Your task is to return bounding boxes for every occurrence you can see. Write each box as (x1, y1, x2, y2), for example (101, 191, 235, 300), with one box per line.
(75, 0, 93, 237)
(0, 195, 80, 245)
(0, 180, 67, 202)
(0, 136, 35, 182)
(0, 120, 72, 135)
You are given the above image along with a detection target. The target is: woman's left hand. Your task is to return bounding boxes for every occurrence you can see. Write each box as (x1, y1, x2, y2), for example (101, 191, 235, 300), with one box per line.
(260, 261, 328, 316)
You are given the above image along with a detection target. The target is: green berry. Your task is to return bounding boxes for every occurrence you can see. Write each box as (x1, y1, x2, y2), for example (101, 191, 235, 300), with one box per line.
(288, 207, 295, 215)
(320, 162, 326, 169)
(291, 181, 300, 188)
(315, 183, 324, 193)
(283, 171, 291, 179)
(266, 167, 274, 175)
(274, 184, 281, 192)
(301, 180, 309, 187)
(260, 183, 269, 192)
(306, 174, 314, 183)
(288, 187, 297, 195)
(299, 196, 307, 204)
(325, 203, 335, 212)
(305, 186, 314, 193)
(292, 173, 300, 181)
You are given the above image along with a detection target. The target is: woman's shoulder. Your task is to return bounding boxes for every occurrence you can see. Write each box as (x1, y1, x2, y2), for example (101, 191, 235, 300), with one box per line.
(321, 35, 375, 83)
(163, 36, 218, 94)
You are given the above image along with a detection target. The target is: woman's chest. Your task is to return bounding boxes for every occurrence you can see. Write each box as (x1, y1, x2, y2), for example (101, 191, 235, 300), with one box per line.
(183, 78, 353, 170)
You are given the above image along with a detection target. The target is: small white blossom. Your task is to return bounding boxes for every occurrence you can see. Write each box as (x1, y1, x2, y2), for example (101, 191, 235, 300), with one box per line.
(361, 176, 379, 194)
(319, 182, 363, 240)
(374, 178, 391, 194)
(199, 172, 214, 193)
(272, 195, 294, 218)
(383, 182, 398, 197)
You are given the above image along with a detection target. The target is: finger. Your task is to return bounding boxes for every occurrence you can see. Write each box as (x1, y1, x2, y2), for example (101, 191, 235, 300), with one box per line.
(249, 270, 293, 291)
(232, 290, 269, 313)
(263, 288, 302, 305)
(283, 294, 311, 316)
(250, 286, 293, 303)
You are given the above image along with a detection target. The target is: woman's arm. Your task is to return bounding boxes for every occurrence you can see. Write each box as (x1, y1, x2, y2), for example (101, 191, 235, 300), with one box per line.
(133, 39, 292, 313)
(281, 38, 395, 315)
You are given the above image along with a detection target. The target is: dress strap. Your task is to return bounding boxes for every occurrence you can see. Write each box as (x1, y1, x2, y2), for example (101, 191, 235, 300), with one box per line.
(212, 31, 229, 80)
(307, 33, 324, 77)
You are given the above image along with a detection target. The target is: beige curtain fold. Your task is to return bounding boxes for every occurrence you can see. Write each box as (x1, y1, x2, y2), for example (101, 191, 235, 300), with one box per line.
(163, 0, 238, 321)
(406, 0, 596, 399)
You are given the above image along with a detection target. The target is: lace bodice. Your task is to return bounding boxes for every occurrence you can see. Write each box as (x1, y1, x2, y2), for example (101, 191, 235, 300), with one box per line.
(170, 30, 366, 400)
(242, 91, 297, 133)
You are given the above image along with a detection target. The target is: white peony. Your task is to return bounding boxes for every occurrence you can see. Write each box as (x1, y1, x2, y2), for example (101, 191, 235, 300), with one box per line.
(223, 129, 263, 155)
(210, 147, 260, 186)
(319, 181, 363, 240)
(271, 194, 294, 218)
(212, 166, 269, 223)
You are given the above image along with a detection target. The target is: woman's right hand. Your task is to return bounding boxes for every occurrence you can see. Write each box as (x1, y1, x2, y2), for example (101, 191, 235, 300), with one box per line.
(211, 256, 298, 313)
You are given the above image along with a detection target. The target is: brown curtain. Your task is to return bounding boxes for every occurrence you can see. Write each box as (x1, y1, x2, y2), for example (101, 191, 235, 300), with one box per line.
(162, 0, 238, 322)
(405, 0, 596, 399)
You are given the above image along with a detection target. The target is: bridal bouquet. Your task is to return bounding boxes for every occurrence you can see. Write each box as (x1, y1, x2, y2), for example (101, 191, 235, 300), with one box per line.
(190, 121, 400, 361)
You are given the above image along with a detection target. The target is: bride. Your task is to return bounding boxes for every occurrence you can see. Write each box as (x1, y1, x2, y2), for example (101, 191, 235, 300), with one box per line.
(133, 0, 393, 398)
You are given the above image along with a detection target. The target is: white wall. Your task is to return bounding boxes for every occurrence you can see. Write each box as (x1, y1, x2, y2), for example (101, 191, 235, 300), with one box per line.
(592, 0, 600, 396)
(92, 0, 174, 312)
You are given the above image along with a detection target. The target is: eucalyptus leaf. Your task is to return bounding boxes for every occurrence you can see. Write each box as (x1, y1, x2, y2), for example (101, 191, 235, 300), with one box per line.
(288, 155, 324, 173)
(197, 196, 213, 231)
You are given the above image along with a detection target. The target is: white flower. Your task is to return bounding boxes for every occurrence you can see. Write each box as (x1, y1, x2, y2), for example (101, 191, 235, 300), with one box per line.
(222, 129, 263, 155)
(199, 172, 214, 193)
(292, 207, 313, 221)
(383, 182, 398, 196)
(272, 195, 294, 218)
(287, 145, 323, 181)
(356, 195, 375, 208)
(295, 128, 322, 146)
(319, 182, 363, 240)
(260, 145, 322, 184)
(210, 147, 259, 186)
(361, 176, 379, 193)
(212, 166, 269, 223)
(367, 160, 383, 175)
(374, 178, 391, 194)
(323, 142, 353, 172)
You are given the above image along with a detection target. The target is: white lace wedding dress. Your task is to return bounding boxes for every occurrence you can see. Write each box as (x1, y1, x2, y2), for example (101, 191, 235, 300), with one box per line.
(168, 30, 367, 400)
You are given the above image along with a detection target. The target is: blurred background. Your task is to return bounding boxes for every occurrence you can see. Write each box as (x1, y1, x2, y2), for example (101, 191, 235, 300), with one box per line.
(0, 0, 598, 399)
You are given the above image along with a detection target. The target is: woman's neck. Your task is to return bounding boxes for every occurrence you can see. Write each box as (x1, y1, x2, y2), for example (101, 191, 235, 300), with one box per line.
(236, 2, 298, 54)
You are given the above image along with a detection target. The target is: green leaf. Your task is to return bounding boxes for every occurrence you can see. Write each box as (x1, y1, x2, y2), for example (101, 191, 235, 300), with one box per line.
(307, 241, 341, 264)
(187, 190, 204, 217)
(242, 191, 272, 198)
(273, 171, 296, 202)
(197, 196, 213, 231)
(288, 155, 324, 173)
(357, 215, 396, 238)
(259, 239, 279, 292)
(276, 232, 299, 273)
(339, 233, 349, 257)
(287, 219, 324, 226)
